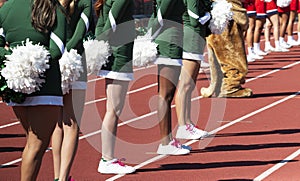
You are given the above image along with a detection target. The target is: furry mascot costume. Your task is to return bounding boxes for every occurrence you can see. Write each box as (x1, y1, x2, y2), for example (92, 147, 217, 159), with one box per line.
(201, 0, 253, 98)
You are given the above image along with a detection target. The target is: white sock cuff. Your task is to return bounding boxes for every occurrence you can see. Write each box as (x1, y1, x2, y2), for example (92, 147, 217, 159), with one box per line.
(279, 37, 284, 42)
(288, 36, 294, 41)
(275, 40, 280, 48)
(248, 47, 253, 54)
(253, 43, 260, 51)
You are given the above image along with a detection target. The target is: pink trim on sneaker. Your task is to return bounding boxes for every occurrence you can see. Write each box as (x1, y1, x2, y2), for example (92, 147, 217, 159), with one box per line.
(112, 158, 126, 167)
(171, 138, 181, 148)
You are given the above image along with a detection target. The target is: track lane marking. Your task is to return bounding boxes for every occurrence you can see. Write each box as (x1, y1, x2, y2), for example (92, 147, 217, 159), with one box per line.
(107, 91, 300, 180)
(1, 60, 299, 129)
(254, 148, 300, 181)
(1, 61, 300, 174)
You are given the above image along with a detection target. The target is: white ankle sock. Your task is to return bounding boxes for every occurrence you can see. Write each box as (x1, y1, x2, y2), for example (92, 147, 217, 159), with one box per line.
(253, 43, 260, 52)
(288, 36, 294, 42)
(275, 41, 280, 48)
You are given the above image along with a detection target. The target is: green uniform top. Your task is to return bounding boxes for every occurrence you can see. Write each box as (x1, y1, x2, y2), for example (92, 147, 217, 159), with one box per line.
(66, 0, 93, 54)
(95, 0, 135, 78)
(148, 0, 185, 60)
(183, 0, 203, 31)
(0, 0, 66, 96)
(182, 0, 210, 57)
(95, 0, 135, 45)
(148, 0, 185, 38)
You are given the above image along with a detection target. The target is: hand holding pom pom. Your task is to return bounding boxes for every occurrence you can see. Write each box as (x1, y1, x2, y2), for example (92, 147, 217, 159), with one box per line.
(59, 49, 83, 95)
(1, 39, 50, 94)
(209, 0, 233, 34)
(132, 31, 158, 67)
(83, 39, 111, 75)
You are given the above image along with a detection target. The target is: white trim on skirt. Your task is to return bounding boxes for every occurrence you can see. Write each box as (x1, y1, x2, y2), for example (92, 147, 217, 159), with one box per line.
(71, 81, 87, 90)
(7, 96, 63, 106)
(182, 51, 204, 61)
(155, 56, 182, 66)
(98, 70, 134, 81)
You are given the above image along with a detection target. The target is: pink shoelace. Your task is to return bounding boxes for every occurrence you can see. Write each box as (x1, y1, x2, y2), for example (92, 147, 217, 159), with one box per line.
(112, 158, 126, 167)
(171, 138, 182, 148)
(186, 124, 196, 133)
(68, 176, 75, 181)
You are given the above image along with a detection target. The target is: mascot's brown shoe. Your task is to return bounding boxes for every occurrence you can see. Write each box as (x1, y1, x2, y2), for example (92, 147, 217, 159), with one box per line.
(219, 88, 253, 98)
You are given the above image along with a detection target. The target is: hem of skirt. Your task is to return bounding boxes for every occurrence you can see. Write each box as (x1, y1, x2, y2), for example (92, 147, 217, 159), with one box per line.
(7, 95, 63, 106)
(98, 70, 133, 81)
(155, 56, 182, 66)
(71, 81, 87, 90)
(182, 51, 204, 61)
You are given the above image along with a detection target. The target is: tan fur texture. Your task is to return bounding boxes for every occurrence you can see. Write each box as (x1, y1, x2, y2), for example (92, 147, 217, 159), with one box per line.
(201, 2, 252, 98)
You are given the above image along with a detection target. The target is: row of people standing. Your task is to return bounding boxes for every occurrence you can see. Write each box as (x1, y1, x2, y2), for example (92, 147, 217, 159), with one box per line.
(0, 0, 68, 181)
(97, 0, 212, 175)
(0, 0, 214, 180)
(244, 0, 300, 62)
(96, 0, 211, 175)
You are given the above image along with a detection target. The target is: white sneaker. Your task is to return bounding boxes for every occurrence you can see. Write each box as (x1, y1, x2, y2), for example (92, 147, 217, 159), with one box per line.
(250, 53, 263, 60)
(247, 55, 255, 62)
(264, 45, 275, 52)
(254, 50, 268, 56)
(176, 124, 209, 140)
(274, 46, 289, 52)
(156, 138, 190, 155)
(287, 39, 300, 46)
(201, 61, 210, 68)
(97, 158, 136, 174)
(280, 41, 292, 49)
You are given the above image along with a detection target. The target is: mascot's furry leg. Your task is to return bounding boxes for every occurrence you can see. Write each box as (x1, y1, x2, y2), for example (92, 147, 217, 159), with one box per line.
(201, 21, 252, 98)
(200, 43, 223, 97)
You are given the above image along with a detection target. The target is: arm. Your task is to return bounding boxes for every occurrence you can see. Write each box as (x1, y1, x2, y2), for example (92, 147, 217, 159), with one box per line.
(187, 0, 201, 28)
(148, 0, 176, 38)
(66, 0, 93, 51)
(97, 0, 131, 40)
(49, 7, 67, 60)
(0, 8, 11, 60)
(102, 0, 130, 33)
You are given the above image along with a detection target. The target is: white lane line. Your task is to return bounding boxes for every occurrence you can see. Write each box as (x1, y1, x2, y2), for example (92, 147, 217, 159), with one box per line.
(0, 158, 22, 168)
(0, 121, 19, 129)
(254, 148, 300, 181)
(1, 62, 300, 168)
(2, 60, 299, 129)
(84, 83, 157, 105)
(107, 91, 300, 181)
(2, 91, 299, 171)
(246, 61, 300, 83)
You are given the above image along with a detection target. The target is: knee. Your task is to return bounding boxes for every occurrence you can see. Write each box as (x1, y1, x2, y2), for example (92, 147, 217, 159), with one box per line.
(27, 139, 49, 157)
(178, 81, 195, 94)
(159, 92, 175, 105)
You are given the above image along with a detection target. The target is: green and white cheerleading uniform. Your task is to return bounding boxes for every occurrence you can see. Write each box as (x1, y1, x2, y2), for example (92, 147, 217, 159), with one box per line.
(182, 0, 208, 61)
(95, 0, 135, 81)
(0, 0, 66, 106)
(66, 0, 93, 89)
(149, 0, 185, 66)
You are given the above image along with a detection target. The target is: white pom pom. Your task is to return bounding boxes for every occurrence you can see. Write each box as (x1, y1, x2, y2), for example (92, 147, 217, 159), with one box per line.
(83, 39, 111, 75)
(133, 32, 158, 67)
(59, 49, 83, 95)
(1, 38, 50, 94)
(277, 0, 292, 7)
(209, 0, 233, 34)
